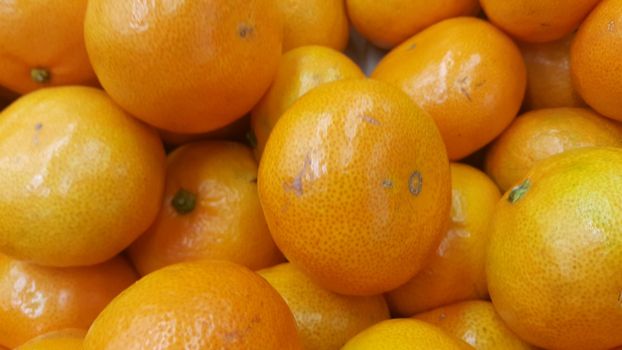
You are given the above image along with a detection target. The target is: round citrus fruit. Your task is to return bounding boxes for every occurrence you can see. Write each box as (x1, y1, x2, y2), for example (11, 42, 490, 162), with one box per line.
(387, 163, 500, 316)
(15, 329, 85, 350)
(0, 86, 165, 267)
(258, 262, 390, 350)
(258, 79, 451, 296)
(0, 254, 136, 348)
(520, 34, 585, 110)
(84, 0, 282, 133)
(485, 107, 622, 192)
(415, 301, 536, 350)
(571, 0, 622, 122)
(84, 260, 301, 349)
(372, 17, 526, 160)
(251, 45, 365, 159)
(277, 0, 349, 52)
(128, 141, 283, 275)
(346, 0, 480, 49)
(0, 0, 97, 94)
(479, 0, 600, 43)
(487, 147, 622, 349)
(342, 318, 472, 350)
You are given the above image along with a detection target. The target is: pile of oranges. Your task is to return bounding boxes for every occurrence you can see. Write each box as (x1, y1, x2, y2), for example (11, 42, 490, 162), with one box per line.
(0, 0, 621, 349)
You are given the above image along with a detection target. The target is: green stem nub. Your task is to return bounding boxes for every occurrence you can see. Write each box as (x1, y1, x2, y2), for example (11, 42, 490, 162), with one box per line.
(30, 68, 51, 84)
(508, 179, 531, 204)
(171, 188, 196, 215)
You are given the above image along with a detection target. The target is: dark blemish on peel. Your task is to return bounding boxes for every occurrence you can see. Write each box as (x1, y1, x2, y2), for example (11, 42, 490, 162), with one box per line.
(382, 179, 393, 189)
(458, 76, 472, 102)
(359, 114, 381, 126)
(33, 123, 43, 145)
(238, 23, 254, 38)
(408, 171, 423, 196)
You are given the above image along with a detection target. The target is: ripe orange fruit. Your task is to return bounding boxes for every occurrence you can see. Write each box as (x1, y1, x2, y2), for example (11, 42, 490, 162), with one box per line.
(258, 79, 450, 296)
(342, 319, 472, 350)
(251, 45, 365, 159)
(258, 262, 390, 350)
(0, 0, 97, 94)
(415, 301, 536, 350)
(487, 147, 622, 349)
(277, 0, 349, 52)
(387, 163, 500, 316)
(346, 0, 480, 49)
(84, 260, 302, 349)
(520, 34, 585, 110)
(15, 329, 85, 350)
(128, 141, 283, 275)
(479, 0, 600, 43)
(84, 0, 282, 133)
(571, 0, 622, 122)
(372, 17, 526, 160)
(0, 254, 136, 348)
(485, 108, 622, 192)
(0, 86, 165, 267)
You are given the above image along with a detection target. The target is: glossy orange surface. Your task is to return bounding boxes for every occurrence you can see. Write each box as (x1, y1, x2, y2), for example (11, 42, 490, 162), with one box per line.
(84, 0, 283, 133)
(0, 86, 165, 267)
(0, 255, 136, 348)
(129, 141, 283, 275)
(372, 17, 526, 160)
(258, 79, 451, 296)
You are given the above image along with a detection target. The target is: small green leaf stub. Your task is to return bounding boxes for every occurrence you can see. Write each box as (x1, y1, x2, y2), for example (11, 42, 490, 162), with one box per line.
(171, 188, 196, 214)
(508, 179, 531, 204)
(31, 67, 51, 84)
(409, 171, 423, 196)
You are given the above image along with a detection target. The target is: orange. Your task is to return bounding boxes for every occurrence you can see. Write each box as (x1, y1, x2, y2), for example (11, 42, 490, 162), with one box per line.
(342, 319, 472, 350)
(0, 254, 136, 348)
(520, 34, 585, 110)
(571, 0, 622, 122)
(487, 147, 622, 349)
(258, 79, 450, 296)
(258, 262, 390, 350)
(415, 301, 536, 350)
(387, 163, 500, 316)
(128, 141, 283, 276)
(485, 108, 622, 192)
(277, 0, 349, 52)
(84, 260, 302, 349)
(479, 0, 600, 43)
(0, 0, 97, 94)
(0, 86, 165, 267)
(346, 0, 480, 49)
(372, 17, 526, 160)
(84, 0, 282, 133)
(15, 329, 85, 350)
(251, 45, 365, 159)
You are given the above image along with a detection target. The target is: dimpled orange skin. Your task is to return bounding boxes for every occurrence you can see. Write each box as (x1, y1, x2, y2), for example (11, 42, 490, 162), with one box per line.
(128, 141, 283, 276)
(0, 254, 137, 349)
(485, 108, 622, 192)
(15, 329, 85, 350)
(251, 45, 365, 159)
(415, 301, 536, 350)
(346, 0, 480, 49)
(487, 147, 622, 350)
(0, 0, 97, 94)
(258, 79, 451, 296)
(258, 263, 390, 350)
(84, 260, 302, 349)
(372, 17, 526, 160)
(387, 163, 500, 316)
(277, 0, 349, 52)
(520, 35, 585, 110)
(0, 86, 165, 267)
(342, 319, 472, 350)
(84, 0, 282, 133)
(479, 0, 600, 43)
(571, 0, 622, 122)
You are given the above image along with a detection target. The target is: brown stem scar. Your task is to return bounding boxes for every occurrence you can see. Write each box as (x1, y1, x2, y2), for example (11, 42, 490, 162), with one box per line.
(238, 24, 254, 39)
(31, 67, 51, 84)
(409, 171, 423, 196)
(171, 188, 196, 214)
